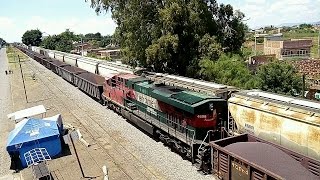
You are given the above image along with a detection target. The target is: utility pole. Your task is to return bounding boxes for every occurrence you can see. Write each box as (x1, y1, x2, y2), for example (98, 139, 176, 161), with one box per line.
(18, 55, 28, 103)
(254, 30, 257, 56)
(81, 37, 84, 57)
(318, 29, 320, 58)
(302, 74, 306, 98)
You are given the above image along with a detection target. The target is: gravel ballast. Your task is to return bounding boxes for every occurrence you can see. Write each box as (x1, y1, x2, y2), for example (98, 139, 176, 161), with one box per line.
(25, 58, 213, 180)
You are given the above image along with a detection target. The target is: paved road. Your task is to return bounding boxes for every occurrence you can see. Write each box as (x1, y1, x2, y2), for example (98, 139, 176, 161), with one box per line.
(0, 48, 14, 177)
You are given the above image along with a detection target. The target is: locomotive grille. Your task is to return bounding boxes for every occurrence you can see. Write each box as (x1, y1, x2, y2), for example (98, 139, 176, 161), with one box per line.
(252, 170, 264, 180)
(218, 153, 228, 175)
(308, 160, 320, 177)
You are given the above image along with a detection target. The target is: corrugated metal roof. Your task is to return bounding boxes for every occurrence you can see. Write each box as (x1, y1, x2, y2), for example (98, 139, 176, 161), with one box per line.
(7, 118, 60, 148)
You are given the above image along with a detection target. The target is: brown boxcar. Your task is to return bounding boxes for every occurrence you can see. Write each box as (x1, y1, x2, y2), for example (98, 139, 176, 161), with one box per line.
(42, 57, 53, 69)
(210, 134, 319, 180)
(49, 59, 70, 75)
(73, 72, 105, 100)
(33, 53, 43, 63)
(59, 65, 86, 84)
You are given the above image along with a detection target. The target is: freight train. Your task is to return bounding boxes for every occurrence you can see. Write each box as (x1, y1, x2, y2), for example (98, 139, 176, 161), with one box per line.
(15, 45, 320, 179)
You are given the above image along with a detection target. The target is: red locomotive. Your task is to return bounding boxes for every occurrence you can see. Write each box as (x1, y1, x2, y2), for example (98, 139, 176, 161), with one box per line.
(102, 73, 227, 161)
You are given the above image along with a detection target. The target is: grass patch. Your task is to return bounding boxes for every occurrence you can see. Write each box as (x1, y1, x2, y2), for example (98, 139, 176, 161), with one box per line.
(283, 32, 318, 38)
(6, 46, 29, 63)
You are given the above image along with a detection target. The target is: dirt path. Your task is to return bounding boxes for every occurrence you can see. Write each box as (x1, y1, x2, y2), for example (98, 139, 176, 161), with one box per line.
(0, 48, 15, 178)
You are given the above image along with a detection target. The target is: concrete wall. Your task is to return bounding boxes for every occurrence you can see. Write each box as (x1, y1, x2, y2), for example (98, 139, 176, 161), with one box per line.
(264, 39, 313, 59)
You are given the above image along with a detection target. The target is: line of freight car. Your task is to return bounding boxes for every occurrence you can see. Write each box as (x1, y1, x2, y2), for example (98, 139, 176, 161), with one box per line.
(59, 65, 87, 84)
(33, 53, 53, 69)
(48, 59, 70, 75)
(73, 72, 105, 102)
(209, 133, 320, 180)
(19, 45, 320, 179)
(22, 46, 225, 163)
(33, 48, 106, 103)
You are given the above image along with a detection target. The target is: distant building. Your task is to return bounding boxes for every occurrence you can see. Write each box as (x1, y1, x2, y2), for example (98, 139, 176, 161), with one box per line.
(72, 42, 93, 56)
(98, 49, 121, 59)
(263, 34, 283, 41)
(264, 39, 313, 59)
(248, 54, 276, 72)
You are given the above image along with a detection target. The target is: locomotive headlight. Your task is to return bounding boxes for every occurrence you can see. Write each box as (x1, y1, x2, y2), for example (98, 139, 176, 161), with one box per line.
(209, 103, 214, 111)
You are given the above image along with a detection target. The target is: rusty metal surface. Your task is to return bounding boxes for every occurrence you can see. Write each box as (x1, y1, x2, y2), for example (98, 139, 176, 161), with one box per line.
(42, 57, 53, 68)
(228, 92, 320, 160)
(73, 72, 104, 100)
(49, 60, 70, 75)
(210, 134, 320, 180)
(224, 142, 318, 180)
(59, 66, 86, 84)
(49, 59, 68, 67)
(61, 65, 86, 74)
(76, 72, 105, 86)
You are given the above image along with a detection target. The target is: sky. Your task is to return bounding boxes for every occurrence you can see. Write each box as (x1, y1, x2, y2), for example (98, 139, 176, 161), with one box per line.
(0, 0, 319, 42)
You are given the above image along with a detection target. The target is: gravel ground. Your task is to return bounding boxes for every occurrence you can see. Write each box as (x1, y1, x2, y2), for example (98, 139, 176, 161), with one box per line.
(0, 48, 15, 177)
(24, 57, 213, 180)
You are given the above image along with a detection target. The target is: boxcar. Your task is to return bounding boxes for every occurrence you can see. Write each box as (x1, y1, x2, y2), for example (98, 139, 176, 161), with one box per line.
(48, 59, 70, 75)
(59, 65, 86, 84)
(73, 72, 105, 101)
(210, 134, 319, 180)
(42, 57, 53, 69)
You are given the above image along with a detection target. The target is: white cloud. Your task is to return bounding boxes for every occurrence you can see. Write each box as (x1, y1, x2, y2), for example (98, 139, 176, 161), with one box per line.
(0, 16, 117, 42)
(0, 17, 15, 29)
(1, 1, 319, 41)
(232, 0, 320, 28)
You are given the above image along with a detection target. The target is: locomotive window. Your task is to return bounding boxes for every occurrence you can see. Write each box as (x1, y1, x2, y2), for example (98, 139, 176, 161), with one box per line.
(111, 78, 116, 87)
(178, 119, 182, 131)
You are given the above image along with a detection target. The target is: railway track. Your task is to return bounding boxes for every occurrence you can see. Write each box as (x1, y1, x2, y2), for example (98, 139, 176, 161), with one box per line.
(26, 60, 164, 179)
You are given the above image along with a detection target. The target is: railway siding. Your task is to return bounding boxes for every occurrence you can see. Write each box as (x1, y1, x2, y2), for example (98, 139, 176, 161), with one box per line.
(8, 48, 212, 180)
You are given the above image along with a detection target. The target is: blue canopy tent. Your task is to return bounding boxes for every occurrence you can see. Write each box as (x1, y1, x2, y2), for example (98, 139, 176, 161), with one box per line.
(6, 118, 62, 168)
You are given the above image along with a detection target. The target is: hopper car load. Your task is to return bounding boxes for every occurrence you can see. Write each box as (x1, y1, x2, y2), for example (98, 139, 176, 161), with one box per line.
(15, 45, 320, 178)
(48, 59, 70, 75)
(210, 134, 319, 179)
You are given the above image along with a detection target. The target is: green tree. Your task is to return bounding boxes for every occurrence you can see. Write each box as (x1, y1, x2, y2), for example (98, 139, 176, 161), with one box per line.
(84, 32, 102, 42)
(99, 35, 113, 47)
(55, 30, 76, 52)
(199, 54, 258, 89)
(88, 39, 100, 49)
(89, 0, 246, 76)
(198, 34, 222, 60)
(299, 23, 312, 29)
(22, 29, 42, 46)
(40, 29, 77, 52)
(41, 35, 59, 50)
(257, 61, 302, 95)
